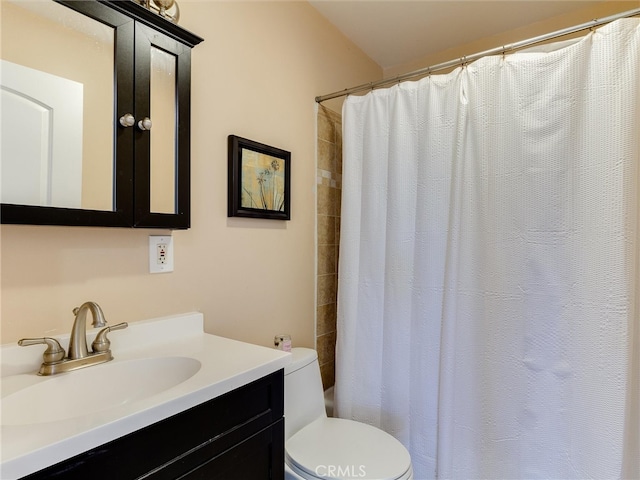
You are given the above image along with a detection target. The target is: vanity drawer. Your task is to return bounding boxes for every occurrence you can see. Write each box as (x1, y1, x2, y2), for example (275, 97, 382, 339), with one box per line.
(159, 418, 284, 479)
(22, 369, 284, 480)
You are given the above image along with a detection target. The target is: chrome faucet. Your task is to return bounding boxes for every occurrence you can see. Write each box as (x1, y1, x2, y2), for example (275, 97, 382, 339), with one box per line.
(18, 301, 127, 375)
(68, 301, 107, 359)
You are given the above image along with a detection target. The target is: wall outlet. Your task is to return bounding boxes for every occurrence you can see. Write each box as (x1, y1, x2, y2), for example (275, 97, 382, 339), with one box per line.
(149, 235, 174, 273)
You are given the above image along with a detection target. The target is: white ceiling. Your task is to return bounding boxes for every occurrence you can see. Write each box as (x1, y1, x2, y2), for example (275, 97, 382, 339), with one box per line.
(308, 1, 606, 70)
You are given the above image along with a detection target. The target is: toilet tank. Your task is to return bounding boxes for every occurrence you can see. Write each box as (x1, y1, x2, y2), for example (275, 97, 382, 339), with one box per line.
(284, 348, 327, 440)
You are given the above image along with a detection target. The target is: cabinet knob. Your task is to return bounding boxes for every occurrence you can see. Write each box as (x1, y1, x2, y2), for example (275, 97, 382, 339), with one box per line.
(138, 117, 153, 131)
(119, 113, 136, 127)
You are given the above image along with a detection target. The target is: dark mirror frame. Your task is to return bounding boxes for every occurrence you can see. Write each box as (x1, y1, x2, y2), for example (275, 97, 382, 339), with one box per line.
(0, 0, 203, 229)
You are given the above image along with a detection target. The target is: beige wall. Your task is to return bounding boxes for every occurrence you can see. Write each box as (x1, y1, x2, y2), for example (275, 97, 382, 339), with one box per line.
(385, 1, 640, 79)
(0, 1, 381, 346)
(2, 0, 637, 352)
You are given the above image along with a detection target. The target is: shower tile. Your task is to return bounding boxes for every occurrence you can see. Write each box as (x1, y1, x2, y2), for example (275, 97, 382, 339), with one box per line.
(318, 214, 336, 245)
(330, 187, 340, 216)
(317, 303, 337, 336)
(317, 184, 338, 217)
(320, 360, 335, 390)
(336, 133, 342, 175)
(317, 274, 337, 306)
(316, 106, 342, 394)
(317, 331, 336, 366)
(318, 244, 337, 275)
(318, 108, 336, 143)
(318, 139, 335, 172)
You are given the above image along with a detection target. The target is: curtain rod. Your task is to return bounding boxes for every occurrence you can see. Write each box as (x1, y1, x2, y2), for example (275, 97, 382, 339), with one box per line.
(315, 7, 640, 103)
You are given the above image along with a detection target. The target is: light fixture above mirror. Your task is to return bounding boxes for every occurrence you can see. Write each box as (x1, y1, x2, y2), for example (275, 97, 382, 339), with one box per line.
(134, 0, 180, 24)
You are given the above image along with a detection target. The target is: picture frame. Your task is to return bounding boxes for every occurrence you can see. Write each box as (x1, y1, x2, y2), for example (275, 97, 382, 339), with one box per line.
(228, 135, 291, 220)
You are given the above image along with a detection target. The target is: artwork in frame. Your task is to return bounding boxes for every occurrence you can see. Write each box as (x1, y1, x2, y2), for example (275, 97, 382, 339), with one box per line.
(228, 135, 291, 220)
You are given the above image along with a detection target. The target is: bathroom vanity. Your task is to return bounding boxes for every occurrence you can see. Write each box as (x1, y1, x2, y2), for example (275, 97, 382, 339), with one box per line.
(0, 313, 290, 479)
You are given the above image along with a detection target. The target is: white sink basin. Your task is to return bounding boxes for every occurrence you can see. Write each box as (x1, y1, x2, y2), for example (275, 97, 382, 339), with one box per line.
(1, 356, 201, 426)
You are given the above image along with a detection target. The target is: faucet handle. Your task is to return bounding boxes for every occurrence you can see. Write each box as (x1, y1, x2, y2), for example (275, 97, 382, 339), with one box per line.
(18, 337, 65, 364)
(91, 322, 128, 353)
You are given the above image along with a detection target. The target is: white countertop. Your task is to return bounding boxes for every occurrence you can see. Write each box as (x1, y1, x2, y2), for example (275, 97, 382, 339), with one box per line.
(0, 312, 291, 479)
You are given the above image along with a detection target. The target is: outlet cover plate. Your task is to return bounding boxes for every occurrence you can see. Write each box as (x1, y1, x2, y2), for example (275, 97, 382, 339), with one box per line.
(149, 235, 174, 273)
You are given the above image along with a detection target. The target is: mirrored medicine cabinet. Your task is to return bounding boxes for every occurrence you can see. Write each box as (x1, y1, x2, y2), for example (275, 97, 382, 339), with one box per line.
(0, 0, 203, 228)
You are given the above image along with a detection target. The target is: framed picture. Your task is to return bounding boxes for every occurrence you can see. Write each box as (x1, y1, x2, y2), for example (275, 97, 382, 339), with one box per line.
(228, 135, 291, 220)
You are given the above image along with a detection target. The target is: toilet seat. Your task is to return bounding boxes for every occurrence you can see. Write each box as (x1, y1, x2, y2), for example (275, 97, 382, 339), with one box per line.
(286, 417, 413, 480)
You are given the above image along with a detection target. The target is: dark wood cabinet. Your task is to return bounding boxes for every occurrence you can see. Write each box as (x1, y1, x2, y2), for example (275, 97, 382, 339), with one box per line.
(1, 0, 203, 229)
(21, 370, 285, 479)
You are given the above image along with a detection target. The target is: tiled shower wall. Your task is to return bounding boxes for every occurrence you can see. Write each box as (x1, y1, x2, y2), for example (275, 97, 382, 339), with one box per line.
(316, 105, 342, 390)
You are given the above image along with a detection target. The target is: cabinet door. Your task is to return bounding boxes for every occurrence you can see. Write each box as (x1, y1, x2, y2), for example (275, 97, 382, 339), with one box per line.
(133, 23, 192, 229)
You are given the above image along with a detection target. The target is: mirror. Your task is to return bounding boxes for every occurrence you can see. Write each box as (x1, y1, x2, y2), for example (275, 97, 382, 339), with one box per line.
(150, 46, 177, 215)
(1, 0, 114, 211)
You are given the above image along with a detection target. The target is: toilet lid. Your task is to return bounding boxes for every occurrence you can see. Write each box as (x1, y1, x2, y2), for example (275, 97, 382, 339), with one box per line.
(286, 417, 412, 480)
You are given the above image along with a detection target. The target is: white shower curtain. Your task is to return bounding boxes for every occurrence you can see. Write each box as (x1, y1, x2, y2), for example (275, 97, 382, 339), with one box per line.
(336, 19, 639, 479)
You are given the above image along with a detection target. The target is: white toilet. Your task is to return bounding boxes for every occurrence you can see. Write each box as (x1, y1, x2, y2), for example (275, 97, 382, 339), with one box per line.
(284, 348, 413, 480)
